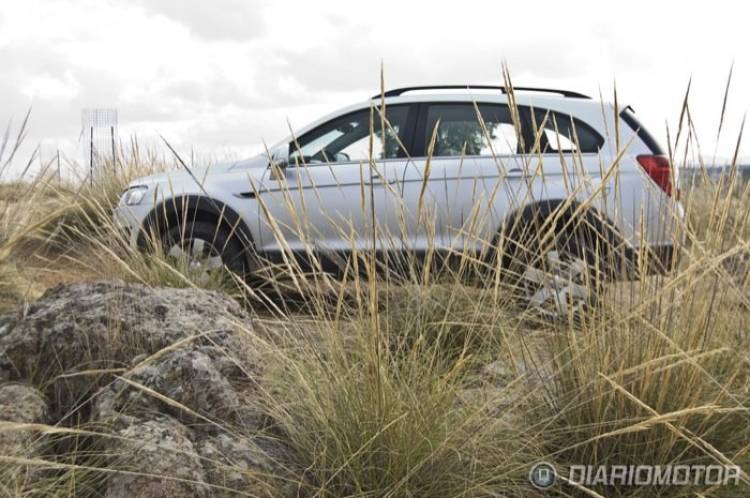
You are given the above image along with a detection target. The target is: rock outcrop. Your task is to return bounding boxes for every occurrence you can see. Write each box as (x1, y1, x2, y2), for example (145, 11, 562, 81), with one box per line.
(0, 280, 250, 385)
(0, 280, 294, 497)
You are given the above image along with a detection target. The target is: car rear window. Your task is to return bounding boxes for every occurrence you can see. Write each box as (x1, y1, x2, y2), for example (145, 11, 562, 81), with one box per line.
(530, 109, 604, 153)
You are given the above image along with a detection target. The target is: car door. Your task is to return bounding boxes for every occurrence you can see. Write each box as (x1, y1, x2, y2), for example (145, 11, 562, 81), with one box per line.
(380, 102, 532, 257)
(255, 104, 413, 262)
(521, 107, 610, 232)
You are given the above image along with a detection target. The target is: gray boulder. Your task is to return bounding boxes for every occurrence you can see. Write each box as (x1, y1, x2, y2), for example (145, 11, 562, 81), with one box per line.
(0, 280, 254, 419)
(0, 279, 252, 379)
(0, 280, 296, 497)
(0, 383, 48, 490)
(93, 342, 290, 497)
(197, 433, 295, 497)
(0, 382, 47, 456)
(104, 415, 209, 498)
(93, 347, 261, 431)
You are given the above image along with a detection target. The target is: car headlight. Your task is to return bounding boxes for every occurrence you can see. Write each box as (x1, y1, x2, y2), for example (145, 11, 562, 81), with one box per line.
(122, 186, 148, 206)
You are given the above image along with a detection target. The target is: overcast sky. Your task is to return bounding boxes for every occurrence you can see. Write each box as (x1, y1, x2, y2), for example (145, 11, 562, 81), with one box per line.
(1, 0, 748, 177)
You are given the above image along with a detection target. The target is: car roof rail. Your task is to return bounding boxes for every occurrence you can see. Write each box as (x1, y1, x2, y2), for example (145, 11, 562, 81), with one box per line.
(372, 85, 591, 100)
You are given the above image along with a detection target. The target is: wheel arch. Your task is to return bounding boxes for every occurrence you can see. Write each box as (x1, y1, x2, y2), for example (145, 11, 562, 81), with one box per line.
(137, 194, 257, 265)
(496, 199, 630, 274)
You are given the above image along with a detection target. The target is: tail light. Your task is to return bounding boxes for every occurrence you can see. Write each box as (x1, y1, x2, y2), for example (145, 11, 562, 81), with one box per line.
(636, 155, 673, 197)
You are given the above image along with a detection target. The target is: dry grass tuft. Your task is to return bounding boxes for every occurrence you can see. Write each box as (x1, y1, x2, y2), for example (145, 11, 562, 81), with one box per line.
(2, 71, 750, 496)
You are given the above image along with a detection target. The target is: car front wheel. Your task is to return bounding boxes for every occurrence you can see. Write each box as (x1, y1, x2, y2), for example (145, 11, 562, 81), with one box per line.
(163, 220, 248, 281)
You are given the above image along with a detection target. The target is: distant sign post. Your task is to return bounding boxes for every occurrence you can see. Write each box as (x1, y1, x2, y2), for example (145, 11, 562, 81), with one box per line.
(81, 108, 118, 185)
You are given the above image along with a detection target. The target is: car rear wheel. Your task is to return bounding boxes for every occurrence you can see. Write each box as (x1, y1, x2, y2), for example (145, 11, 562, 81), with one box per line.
(505, 230, 603, 321)
(517, 248, 599, 319)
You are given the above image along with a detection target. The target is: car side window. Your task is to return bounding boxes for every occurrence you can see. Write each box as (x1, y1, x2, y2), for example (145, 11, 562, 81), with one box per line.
(531, 109, 603, 153)
(423, 104, 521, 157)
(290, 106, 410, 165)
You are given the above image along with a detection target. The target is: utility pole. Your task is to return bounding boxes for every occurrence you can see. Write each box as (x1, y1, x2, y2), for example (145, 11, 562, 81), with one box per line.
(110, 125, 117, 171)
(89, 126, 94, 187)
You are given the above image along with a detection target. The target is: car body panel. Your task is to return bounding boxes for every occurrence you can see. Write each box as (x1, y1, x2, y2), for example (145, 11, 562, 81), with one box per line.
(113, 90, 683, 271)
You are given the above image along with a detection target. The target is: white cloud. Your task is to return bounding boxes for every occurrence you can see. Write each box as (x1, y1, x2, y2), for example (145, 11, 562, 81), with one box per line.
(133, 0, 268, 41)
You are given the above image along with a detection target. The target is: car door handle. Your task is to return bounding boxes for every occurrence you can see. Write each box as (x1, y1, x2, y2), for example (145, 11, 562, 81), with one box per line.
(507, 168, 525, 176)
(364, 173, 396, 185)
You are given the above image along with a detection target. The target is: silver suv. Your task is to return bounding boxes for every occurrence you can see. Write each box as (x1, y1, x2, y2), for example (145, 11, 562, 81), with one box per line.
(115, 85, 682, 312)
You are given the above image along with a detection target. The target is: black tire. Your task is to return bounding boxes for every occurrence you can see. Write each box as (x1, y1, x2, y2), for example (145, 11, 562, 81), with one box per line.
(502, 224, 604, 320)
(163, 220, 249, 277)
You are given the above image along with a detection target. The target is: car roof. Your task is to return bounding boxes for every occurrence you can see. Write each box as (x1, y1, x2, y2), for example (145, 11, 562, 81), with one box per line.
(378, 91, 603, 109)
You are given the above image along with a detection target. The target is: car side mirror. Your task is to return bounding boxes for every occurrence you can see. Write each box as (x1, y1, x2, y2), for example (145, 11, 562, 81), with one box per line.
(334, 152, 350, 162)
(269, 146, 289, 181)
